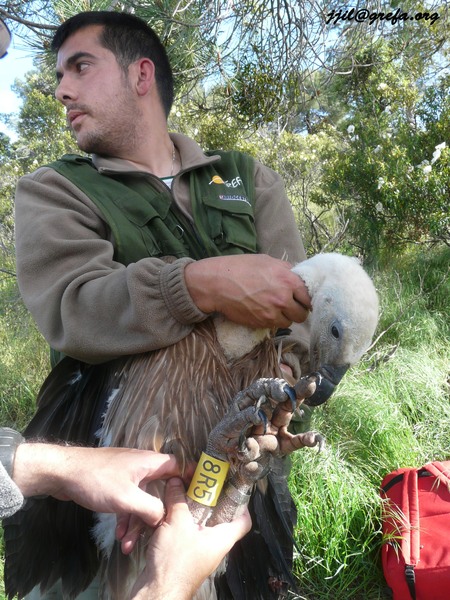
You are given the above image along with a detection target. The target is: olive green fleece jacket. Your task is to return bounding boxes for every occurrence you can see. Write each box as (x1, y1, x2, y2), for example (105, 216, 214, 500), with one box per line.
(15, 132, 310, 369)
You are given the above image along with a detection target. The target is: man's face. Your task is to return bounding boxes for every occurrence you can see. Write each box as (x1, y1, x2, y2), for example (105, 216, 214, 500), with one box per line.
(55, 25, 141, 156)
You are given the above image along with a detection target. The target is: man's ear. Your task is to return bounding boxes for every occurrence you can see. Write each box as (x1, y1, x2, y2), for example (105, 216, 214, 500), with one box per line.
(132, 58, 155, 96)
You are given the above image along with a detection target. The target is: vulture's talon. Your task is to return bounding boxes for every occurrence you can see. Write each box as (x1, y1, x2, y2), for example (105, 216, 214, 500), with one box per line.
(237, 423, 253, 453)
(312, 371, 322, 383)
(316, 434, 325, 452)
(255, 394, 266, 409)
(283, 384, 297, 412)
(258, 409, 268, 433)
(300, 431, 325, 452)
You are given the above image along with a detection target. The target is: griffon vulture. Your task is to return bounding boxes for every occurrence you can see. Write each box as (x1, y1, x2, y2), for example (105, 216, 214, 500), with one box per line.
(3, 252, 379, 600)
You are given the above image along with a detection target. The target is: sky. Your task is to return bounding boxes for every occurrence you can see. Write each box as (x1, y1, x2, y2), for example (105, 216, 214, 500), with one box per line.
(0, 41, 35, 139)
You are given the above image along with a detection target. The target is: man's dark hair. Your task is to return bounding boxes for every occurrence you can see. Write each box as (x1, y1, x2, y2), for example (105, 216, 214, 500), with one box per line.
(51, 11, 174, 118)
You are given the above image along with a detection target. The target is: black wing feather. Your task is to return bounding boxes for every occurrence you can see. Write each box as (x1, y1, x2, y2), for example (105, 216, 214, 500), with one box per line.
(3, 356, 121, 599)
(217, 459, 298, 600)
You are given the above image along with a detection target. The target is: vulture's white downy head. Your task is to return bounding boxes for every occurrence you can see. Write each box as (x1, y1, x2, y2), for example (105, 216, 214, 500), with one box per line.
(293, 253, 379, 405)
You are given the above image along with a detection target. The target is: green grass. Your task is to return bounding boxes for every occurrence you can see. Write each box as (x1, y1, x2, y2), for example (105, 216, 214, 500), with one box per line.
(0, 246, 448, 598)
(0, 279, 49, 430)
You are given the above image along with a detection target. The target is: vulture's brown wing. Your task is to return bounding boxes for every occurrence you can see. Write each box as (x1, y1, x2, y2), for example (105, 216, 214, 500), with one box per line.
(4, 321, 300, 600)
(101, 321, 238, 466)
(99, 322, 241, 597)
(99, 323, 300, 600)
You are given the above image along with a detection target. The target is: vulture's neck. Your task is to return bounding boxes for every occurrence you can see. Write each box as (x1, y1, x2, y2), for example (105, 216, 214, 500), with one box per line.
(213, 315, 270, 361)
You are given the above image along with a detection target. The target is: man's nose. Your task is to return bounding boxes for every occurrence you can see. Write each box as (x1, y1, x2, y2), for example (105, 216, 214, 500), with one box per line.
(55, 77, 76, 104)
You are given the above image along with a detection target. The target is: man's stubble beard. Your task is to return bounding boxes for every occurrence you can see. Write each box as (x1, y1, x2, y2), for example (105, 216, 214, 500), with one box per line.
(77, 125, 139, 156)
(76, 79, 143, 157)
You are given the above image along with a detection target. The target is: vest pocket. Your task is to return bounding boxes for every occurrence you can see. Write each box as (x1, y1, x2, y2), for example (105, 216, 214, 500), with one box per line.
(119, 196, 190, 259)
(202, 195, 257, 254)
(139, 217, 191, 258)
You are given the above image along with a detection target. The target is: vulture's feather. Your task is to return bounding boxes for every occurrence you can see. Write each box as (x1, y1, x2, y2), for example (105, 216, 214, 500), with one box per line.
(3, 253, 379, 600)
(215, 465, 298, 600)
(3, 357, 120, 598)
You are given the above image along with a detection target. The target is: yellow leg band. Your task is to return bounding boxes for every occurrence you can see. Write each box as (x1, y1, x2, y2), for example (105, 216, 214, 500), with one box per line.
(187, 452, 230, 507)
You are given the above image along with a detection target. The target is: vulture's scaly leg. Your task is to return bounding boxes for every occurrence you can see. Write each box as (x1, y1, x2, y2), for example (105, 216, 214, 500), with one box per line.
(187, 374, 324, 525)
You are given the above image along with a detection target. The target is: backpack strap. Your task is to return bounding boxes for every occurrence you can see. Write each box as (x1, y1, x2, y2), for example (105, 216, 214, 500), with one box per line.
(402, 468, 420, 600)
(423, 461, 450, 492)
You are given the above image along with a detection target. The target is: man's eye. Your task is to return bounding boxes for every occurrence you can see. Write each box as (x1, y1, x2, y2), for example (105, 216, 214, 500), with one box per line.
(77, 62, 89, 72)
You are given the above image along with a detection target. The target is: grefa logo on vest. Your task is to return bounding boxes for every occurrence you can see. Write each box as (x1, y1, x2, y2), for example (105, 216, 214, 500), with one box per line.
(209, 175, 243, 188)
(209, 174, 250, 204)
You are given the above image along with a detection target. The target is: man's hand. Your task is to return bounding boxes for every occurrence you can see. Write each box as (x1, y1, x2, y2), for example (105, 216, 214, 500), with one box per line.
(13, 445, 181, 528)
(130, 477, 252, 600)
(185, 254, 311, 329)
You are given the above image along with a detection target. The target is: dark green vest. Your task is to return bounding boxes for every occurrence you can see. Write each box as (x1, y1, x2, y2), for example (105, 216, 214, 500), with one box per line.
(47, 150, 257, 367)
(48, 150, 258, 265)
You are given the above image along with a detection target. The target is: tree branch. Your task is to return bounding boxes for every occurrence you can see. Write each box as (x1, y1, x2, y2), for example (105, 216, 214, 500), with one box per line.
(0, 8, 57, 31)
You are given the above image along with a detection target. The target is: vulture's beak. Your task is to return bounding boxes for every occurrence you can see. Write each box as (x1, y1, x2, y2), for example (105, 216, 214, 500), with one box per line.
(304, 364, 349, 406)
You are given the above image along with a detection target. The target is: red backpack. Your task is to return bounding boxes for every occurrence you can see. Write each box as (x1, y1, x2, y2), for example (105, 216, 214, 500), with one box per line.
(381, 461, 450, 600)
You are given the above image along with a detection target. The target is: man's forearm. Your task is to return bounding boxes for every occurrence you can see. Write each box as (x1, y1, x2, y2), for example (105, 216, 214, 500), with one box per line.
(12, 443, 72, 499)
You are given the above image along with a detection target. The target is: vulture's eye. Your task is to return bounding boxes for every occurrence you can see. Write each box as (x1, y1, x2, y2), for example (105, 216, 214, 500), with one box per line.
(331, 325, 340, 339)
